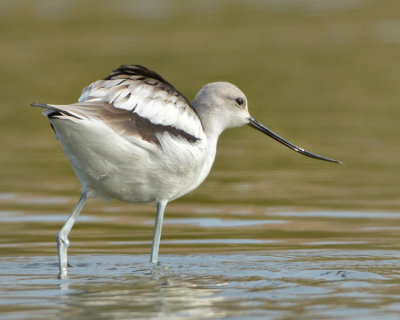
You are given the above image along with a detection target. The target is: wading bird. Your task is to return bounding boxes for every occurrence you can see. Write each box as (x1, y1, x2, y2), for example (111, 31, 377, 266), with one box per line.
(32, 64, 341, 278)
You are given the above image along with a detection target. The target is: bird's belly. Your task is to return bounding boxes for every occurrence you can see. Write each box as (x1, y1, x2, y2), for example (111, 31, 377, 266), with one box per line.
(100, 160, 202, 203)
(52, 119, 210, 203)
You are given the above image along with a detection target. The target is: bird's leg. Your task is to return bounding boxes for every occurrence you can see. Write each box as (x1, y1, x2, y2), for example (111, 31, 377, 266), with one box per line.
(57, 192, 87, 279)
(150, 200, 168, 264)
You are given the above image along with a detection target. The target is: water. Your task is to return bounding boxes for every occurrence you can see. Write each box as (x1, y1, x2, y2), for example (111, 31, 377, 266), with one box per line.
(2, 0, 400, 319)
(1, 251, 400, 320)
(2, 195, 400, 319)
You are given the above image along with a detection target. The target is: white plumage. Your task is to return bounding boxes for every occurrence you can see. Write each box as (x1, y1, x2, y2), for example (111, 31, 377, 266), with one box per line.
(32, 64, 340, 278)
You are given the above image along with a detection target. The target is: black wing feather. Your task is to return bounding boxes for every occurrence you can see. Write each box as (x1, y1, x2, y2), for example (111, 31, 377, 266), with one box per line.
(104, 64, 193, 106)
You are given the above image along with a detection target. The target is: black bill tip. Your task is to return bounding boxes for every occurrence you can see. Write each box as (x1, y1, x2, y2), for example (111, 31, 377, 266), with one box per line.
(248, 117, 343, 164)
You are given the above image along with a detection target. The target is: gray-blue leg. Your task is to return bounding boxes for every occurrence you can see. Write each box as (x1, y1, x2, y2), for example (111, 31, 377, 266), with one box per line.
(150, 200, 168, 264)
(57, 192, 87, 278)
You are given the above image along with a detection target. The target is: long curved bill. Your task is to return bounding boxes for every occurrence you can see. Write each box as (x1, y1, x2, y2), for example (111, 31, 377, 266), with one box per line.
(248, 117, 342, 164)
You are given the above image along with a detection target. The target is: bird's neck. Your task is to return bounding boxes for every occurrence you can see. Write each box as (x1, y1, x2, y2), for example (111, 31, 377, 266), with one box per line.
(195, 109, 226, 144)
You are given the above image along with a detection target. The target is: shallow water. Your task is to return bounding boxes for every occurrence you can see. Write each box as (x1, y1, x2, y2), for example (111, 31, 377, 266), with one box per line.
(0, 249, 400, 319)
(2, 0, 400, 319)
(2, 250, 400, 320)
(2, 193, 400, 319)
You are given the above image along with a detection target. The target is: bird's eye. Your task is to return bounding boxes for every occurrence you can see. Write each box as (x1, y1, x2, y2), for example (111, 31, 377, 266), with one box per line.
(235, 97, 245, 106)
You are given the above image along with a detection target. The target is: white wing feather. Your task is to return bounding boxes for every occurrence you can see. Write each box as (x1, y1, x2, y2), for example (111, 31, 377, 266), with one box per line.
(78, 76, 203, 139)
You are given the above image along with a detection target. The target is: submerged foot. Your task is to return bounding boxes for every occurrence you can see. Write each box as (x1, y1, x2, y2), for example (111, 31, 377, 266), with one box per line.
(57, 231, 70, 279)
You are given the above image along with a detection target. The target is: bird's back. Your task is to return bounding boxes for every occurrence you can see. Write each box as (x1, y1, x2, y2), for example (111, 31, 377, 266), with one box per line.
(33, 65, 213, 203)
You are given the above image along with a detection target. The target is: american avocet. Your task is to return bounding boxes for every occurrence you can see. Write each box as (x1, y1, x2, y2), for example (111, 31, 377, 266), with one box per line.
(32, 64, 341, 278)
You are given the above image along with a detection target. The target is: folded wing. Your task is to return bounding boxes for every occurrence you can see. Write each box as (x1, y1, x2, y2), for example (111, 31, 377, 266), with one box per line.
(32, 65, 204, 146)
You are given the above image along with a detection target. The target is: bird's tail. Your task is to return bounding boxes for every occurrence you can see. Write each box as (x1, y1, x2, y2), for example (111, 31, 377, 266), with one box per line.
(30, 102, 81, 119)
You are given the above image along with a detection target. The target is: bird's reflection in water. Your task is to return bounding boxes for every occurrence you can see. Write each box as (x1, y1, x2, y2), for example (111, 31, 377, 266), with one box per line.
(57, 259, 227, 320)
